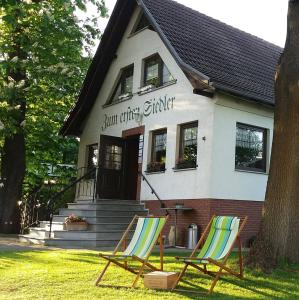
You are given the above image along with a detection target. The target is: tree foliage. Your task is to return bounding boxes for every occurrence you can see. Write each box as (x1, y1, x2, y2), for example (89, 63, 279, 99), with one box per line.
(0, 0, 107, 232)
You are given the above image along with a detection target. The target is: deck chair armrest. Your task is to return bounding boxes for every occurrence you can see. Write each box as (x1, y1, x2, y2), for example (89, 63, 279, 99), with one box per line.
(99, 253, 130, 258)
(175, 256, 202, 260)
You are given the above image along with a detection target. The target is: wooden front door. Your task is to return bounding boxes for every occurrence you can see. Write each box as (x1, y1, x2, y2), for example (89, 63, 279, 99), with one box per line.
(123, 135, 140, 200)
(97, 135, 125, 199)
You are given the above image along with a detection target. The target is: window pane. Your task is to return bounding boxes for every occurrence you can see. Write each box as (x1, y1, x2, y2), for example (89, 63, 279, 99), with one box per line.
(145, 58, 159, 87)
(152, 131, 167, 163)
(179, 124, 198, 167)
(235, 124, 266, 171)
(121, 67, 133, 94)
(123, 74, 133, 94)
(110, 66, 133, 103)
(162, 64, 174, 84)
(104, 145, 122, 170)
(134, 14, 150, 33)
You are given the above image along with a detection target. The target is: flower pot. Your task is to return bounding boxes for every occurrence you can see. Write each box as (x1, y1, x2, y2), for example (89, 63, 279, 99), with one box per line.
(65, 222, 88, 231)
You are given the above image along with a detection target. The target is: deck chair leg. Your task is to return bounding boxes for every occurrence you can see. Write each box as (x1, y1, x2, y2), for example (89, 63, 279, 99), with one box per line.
(172, 263, 189, 290)
(95, 261, 111, 286)
(237, 237, 244, 278)
(209, 266, 223, 294)
(132, 262, 146, 288)
(159, 233, 163, 271)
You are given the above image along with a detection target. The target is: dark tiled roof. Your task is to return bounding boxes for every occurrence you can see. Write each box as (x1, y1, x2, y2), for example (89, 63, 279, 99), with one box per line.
(61, 0, 282, 136)
(142, 0, 282, 105)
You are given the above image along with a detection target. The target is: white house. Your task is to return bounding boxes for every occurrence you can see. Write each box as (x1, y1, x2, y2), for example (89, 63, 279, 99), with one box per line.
(58, 0, 281, 246)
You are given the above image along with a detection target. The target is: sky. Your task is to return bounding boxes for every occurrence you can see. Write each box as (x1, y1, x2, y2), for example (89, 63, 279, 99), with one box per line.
(93, 0, 288, 48)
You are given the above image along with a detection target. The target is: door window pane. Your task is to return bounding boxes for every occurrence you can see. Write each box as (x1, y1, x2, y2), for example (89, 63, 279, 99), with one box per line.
(104, 145, 122, 170)
(235, 123, 267, 172)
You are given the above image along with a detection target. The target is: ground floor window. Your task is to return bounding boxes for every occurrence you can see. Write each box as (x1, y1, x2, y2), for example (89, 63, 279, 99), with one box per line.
(176, 121, 198, 169)
(235, 123, 267, 172)
(147, 129, 167, 172)
(86, 144, 98, 170)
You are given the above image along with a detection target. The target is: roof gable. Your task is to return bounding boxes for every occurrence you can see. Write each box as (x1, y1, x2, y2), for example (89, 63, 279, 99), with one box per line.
(61, 0, 282, 136)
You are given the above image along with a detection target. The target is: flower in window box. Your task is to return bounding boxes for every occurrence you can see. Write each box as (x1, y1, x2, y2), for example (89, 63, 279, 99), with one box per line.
(146, 161, 165, 172)
(176, 158, 197, 169)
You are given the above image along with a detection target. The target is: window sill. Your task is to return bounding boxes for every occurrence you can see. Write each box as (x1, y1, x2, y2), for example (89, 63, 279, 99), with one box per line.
(173, 167, 197, 172)
(235, 168, 268, 175)
(138, 80, 177, 96)
(102, 95, 133, 108)
(127, 26, 151, 39)
(144, 170, 166, 175)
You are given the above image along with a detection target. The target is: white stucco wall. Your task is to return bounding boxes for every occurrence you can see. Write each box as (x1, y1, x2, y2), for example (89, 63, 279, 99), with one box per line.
(210, 94, 274, 201)
(78, 7, 216, 200)
(77, 7, 275, 202)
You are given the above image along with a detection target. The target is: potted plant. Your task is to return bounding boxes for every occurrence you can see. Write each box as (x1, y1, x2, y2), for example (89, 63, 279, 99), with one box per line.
(64, 214, 88, 231)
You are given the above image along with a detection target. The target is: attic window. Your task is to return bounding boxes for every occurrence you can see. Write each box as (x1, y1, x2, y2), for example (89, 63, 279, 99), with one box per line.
(109, 65, 134, 104)
(143, 54, 174, 88)
(131, 13, 152, 34)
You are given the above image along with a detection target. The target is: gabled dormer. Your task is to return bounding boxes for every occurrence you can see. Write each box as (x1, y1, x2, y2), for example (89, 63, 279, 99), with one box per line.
(106, 64, 134, 105)
(142, 53, 174, 90)
(130, 12, 153, 35)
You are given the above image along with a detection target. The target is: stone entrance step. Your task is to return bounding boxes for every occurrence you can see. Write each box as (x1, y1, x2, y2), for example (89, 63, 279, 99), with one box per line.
(19, 198, 148, 248)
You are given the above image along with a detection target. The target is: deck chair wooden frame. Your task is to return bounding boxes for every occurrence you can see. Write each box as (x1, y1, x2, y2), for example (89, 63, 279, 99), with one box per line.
(95, 215, 169, 288)
(172, 215, 248, 294)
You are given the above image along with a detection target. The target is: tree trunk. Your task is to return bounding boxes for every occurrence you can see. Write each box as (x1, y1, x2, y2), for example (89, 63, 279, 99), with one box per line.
(0, 2, 26, 234)
(0, 133, 25, 233)
(247, 0, 299, 270)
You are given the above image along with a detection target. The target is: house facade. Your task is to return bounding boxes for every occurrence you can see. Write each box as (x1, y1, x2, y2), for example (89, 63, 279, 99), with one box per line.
(61, 0, 281, 245)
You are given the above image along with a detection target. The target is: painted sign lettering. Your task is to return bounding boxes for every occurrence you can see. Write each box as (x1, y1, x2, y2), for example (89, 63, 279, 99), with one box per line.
(101, 94, 175, 131)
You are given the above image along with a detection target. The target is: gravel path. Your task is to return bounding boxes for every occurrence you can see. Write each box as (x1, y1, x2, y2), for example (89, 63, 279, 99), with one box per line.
(0, 234, 48, 252)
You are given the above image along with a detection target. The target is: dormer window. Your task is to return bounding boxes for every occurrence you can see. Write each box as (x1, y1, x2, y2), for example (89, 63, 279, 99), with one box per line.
(142, 54, 174, 90)
(131, 13, 152, 34)
(109, 65, 134, 104)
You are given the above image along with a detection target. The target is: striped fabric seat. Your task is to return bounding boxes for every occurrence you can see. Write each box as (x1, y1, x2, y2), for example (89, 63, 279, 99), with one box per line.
(123, 217, 166, 259)
(186, 216, 240, 263)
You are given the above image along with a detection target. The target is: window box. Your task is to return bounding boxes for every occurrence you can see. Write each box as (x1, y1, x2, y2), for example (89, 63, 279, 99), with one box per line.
(138, 84, 154, 94)
(146, 162, 165, 173)
(175, 159, 197, 170)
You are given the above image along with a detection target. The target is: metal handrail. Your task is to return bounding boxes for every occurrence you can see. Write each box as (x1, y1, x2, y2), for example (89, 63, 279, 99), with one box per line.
(139, 172, 169, 215)
(47, 167, 97, 238)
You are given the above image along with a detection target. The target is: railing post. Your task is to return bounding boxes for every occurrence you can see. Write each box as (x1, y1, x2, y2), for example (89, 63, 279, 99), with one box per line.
(49, 213, 53, 239)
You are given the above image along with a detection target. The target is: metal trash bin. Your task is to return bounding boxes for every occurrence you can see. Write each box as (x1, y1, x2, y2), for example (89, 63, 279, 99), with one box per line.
(187, 224, 198, 249)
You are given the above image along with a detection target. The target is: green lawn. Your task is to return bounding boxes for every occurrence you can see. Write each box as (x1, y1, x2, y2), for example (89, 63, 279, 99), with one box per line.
(0, 249, 298, 299)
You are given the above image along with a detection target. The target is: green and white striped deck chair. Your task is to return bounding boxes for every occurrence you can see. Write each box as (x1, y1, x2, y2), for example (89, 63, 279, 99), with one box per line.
(173, 215, 248, 294)
(95, 215, 168, 288)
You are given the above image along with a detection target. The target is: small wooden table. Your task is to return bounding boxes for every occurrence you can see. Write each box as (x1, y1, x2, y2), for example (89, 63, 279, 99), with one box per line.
(144, 271, 178, 290)
(161, 207, 193, 248)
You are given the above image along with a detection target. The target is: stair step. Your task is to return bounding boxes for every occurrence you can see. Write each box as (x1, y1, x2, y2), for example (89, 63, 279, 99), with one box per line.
(45, 238, 119, 248)
(53, 230, 133, 239)
(75, 199, 143, 205)
(59, 208, 148, 217)
(67, 203, 146, 211)
(53, 214, 147, 223)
